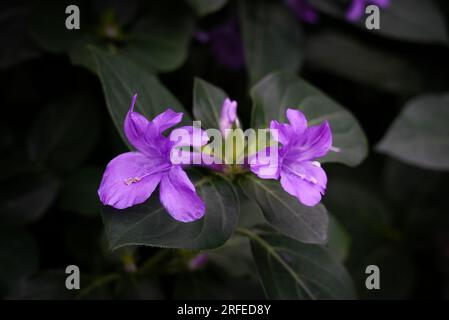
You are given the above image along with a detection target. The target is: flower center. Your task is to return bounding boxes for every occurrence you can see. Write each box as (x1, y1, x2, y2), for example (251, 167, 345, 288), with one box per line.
(124, 177, 142, 185)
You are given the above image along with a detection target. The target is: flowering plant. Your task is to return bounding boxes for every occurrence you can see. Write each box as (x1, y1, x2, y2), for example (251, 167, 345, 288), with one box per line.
(2, 0, 448, 301)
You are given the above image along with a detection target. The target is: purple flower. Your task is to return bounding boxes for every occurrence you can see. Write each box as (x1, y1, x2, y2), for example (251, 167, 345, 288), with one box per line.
(195, 18, 245, 70)
(98, 94, 209, 222)
(285, 0, 319, 24)
(187, 253, 209, 270)
(219, 98, 240, 137)
(346, 0, 391, 22)
(250, 109, 332, 206)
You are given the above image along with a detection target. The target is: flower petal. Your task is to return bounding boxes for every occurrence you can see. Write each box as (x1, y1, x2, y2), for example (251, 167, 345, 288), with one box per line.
(249, 146, 281, 179)
(169, 126, 209, 148)
(346, 0, 365, 22)
(280, 161, 327, 206)
(219, 98, 238, 136)
(286, 108, 307, 135)
(159, 166, 205, 222)
(284, 120, 332, 162)
(98, 152, 169, 209)
(270, 120, 292, 145)
(124, 94, 153, 155)
(152, 108, 183, 134)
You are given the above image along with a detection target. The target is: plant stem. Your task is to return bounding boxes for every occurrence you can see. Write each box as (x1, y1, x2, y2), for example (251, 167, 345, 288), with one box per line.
(76, 273, 121, 300)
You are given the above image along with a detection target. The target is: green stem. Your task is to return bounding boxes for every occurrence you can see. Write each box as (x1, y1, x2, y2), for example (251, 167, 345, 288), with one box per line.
(76, 273, 121, 300)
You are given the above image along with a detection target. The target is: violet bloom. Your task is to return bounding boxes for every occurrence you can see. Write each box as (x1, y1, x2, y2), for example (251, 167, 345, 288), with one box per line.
(195, 18, 245, 70)
(98, 95, 209, 222)
(188, 253, 209, 270)
(219, 98, 240, 137)
(285, 0, 319, 24)
(250, 109, 332, 206)
(346, 0, 391, 22)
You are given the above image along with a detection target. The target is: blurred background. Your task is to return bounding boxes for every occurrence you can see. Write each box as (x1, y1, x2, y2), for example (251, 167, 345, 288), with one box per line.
(0, 0, 448, 299)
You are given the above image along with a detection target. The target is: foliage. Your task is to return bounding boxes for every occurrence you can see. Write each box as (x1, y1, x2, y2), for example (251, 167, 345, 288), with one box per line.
(1, 0, 448, 300)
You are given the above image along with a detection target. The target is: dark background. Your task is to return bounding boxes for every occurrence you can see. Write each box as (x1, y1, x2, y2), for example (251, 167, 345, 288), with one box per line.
(1, 0, 448, 299)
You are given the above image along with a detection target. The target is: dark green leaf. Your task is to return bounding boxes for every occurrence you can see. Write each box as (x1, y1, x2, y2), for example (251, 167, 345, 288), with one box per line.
(102, 172, 239, 250)
(310, 0, 449, 44)
(27, 0, 86, 53)
(239, 175, 328, 244)
(368, 0, 449, 44)
(193, 78, 227, 129)
(250, 71, 368, 166)
(207, 236, 255, 278)
(382, 159, 442, 206)
(354, 245, 415, 299)
(6, 270, 77, 300)
(0, 172, 60, 226)
(324, 179, 395, 267)
(305, 32, 423, 95)
(0, 1, 40, 69)
(57, 166, 102, 217)
(327, 214, 351, 262)
(27, 94, 101, 172)
(0, 229, 39, 295)
(237, 190, 265, 228)
(186, 0, 227, 16)
(241, 227, 356, 299)
(121, 12, 194, 73)
(239, 0, 303, 85)
(92, 47, 189, 146)
(377, 93, 449, 171)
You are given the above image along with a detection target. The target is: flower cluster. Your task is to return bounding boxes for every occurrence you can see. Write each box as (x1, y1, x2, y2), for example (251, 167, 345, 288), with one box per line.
(98, 95, 332, 222)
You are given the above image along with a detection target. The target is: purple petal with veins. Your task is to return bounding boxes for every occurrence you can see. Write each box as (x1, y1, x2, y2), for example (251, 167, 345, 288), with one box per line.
(250, 108, 332, 206)
(98, 95, 208, 222)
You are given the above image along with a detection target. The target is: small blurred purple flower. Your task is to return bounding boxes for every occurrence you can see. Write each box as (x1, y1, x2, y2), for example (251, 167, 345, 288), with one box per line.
(346, 0, 391, 22)
(188, 253, 209, 270)
(219, 98, 240, 137)
(98, 94, 209, 222)
(285, 0, 319, 24)
(250, 109, 332, 206)
(195, 18, 245, 70)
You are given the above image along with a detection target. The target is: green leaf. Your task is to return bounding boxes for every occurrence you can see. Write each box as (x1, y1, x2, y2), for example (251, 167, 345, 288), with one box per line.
(239, 175, 328, 244)
(309, 0, 449, 44)
(239, 227, 356, 299)
(102, 172, 239, 250)
(207, 236, 256, 278)
(27, 94, 101, 172)
(0, 229, 39, 295)
(0, 1, 40, 69)
(27, 0, 86, 53)
(239, 0, 303, 85)
(377, 93, 449, 171)
(29, 1, 193, 73)
(354, 245, 415, 299)
(368, 0, 449, 44)
(120, 12, 194, 73)
(193, 78, 227, 129)
(0, 172, 60, 226)
(250, 71, 368, 166)
(327, 214, 351, 262)
(57, 166, 102, 217)
(305, 32, 423, 95)
(237, 190, 265, 228)
(91, 47, 189, 147)
(324, 179, 395, 267)
(186, 0, 227, 17)
(6, 270, 76, 300)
